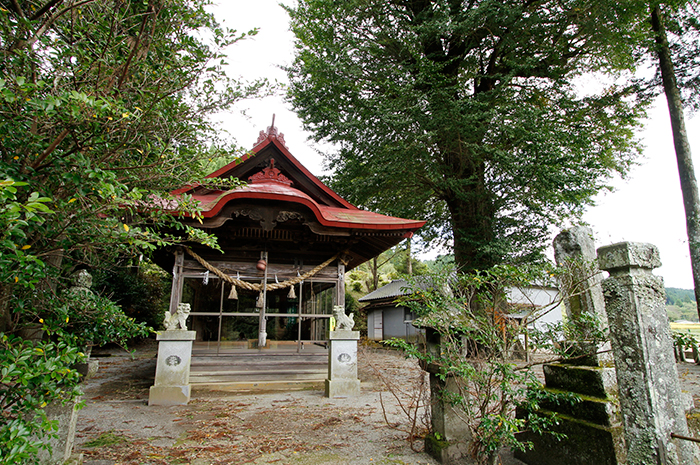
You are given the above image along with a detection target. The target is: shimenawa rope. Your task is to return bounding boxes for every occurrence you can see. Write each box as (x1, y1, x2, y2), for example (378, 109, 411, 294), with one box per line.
(184, 247, 340, 292)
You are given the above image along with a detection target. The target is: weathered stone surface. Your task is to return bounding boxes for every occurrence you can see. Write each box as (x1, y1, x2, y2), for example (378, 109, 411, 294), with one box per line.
(421, 328, 473, 464)
(426, 372, 474, 465)
(149, 330, 196, 406)
(543, 363, 618, 399)
(597, 242, 662, 273)
(553, 226, 607, 323)
(148, 385, 191, 406)
(545, 394, 619, 427)
(424, 431, 472, 465)
(519, 228, 622, 465)
(515, 410, 626, 465)
(325, 330, 360, 397)
(35, 397, 81, 465)
(599, 241, 700, 465)
(324, 378, 360, 397)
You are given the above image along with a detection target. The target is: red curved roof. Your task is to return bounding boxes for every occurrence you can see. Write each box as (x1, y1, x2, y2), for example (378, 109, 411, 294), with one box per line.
(170, 125, 425, 234)
(194, 180, 423, 231)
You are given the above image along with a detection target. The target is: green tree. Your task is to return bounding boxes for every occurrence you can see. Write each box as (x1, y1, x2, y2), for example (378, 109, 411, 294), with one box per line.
(0, 0, 266, 330)
(286, 0, 647, 271)
(647, 1, 700, 319)
(0, 2, 266, 461)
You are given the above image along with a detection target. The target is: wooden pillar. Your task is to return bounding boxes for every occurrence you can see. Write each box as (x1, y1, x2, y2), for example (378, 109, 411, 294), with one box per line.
(168, 247, 185, 316)
(337, 261, 345, 307)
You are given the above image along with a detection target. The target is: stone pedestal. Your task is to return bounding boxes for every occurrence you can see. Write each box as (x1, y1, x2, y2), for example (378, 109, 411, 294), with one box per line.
(424, 369, 473, 465)
(35, 396, 82, 465)
(599, 242, 700, 465)
(149, 330, 196, 406)
(325, 330, 360, 397)
(517, 227, 625, 465)
(515, 362, 625, 465)
(421, 328, 473, 464)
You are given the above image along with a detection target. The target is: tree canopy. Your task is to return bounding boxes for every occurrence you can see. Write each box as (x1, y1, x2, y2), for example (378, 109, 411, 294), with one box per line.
(286, 0, 649, 271)
(0, 1, 267, 459)
(0, 0, 267, 328)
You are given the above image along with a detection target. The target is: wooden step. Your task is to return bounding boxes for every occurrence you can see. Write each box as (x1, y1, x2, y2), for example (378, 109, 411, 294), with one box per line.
(189, 352, 329, 392)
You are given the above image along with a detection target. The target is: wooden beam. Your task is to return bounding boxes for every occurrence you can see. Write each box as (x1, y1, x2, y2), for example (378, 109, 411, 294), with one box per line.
(168, 247, 185, 315)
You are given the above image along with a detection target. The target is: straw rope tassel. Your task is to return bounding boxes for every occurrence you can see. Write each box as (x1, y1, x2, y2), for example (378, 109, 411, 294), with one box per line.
(228, 283, 238, 300)
(184, 247, 342, 291)
(287, 285, 296, 299)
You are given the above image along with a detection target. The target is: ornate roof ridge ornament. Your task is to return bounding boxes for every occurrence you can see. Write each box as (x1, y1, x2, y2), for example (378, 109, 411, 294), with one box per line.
(248, 158, 293, 186)
(254, 114, 288, 149)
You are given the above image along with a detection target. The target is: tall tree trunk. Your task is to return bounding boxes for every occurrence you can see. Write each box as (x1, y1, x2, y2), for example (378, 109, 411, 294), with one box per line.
(372, 256, 379, 291)
(651, 5, 700, 318)
(444, 162, 496, 272)
(406, 238, 412, 276)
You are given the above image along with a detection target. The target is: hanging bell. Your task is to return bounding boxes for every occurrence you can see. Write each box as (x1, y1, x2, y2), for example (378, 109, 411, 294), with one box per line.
(228, 284, 238, 300)
(256, 259, 267, 271)
(287, 285, 296, 299)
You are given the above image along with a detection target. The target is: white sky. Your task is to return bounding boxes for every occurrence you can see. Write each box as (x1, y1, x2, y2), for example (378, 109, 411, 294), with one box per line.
(210, 1, 700, 289)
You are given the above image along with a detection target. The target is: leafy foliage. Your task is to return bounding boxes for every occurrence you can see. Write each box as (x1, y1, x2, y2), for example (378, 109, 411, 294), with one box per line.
(0, 0, 265, 318)
(286, 0, 648, 271)
(93, 262, 171, 329)
(0, 333, 83, 465)
(386, 265, 578, 464)
(0, 2, 266, 463)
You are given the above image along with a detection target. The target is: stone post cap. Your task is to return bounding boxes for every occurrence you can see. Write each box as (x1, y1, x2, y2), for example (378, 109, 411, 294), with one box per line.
(597, 242, 661, 272)
(156, 330, 197, 341)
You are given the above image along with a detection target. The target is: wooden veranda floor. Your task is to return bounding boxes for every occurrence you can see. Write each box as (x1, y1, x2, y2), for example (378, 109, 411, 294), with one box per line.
(190, 343, 329, 392)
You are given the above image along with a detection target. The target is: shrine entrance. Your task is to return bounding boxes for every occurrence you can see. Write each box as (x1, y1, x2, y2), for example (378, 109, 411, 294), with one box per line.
(153, 122, 424, 388)
(182, 275, 338, 354)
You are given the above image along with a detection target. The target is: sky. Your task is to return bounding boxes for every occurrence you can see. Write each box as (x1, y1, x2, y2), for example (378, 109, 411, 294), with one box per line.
(209, 1, 700, 289)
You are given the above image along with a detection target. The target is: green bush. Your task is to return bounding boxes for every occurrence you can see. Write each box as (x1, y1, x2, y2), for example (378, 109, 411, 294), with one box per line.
(93, 263, 170, 330)
(387, 265, 578, 464)
(0, 333, 83, 464)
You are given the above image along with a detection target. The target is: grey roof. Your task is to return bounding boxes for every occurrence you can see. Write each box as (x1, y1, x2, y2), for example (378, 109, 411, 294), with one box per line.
(358, 279, 414, 302)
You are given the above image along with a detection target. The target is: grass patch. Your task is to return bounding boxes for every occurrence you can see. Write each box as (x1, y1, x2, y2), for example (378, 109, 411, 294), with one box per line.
(83, 431, 129, 448)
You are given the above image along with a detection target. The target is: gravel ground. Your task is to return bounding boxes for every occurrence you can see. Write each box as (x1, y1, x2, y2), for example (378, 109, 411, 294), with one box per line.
(75, 343, 444, 465)
(72, 341, 700, 465)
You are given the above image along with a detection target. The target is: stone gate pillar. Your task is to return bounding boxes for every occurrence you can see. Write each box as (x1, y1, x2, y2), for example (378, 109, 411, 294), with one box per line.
(516, 227, 624, 465)
(598, 241, 699, 465)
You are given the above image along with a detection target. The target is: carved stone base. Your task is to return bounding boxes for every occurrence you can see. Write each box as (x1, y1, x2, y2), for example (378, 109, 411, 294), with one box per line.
(149, 330, 196, 406)
(325, 330, 360, 398)
(325, 378, 360, 398)
(148, 385, 191, 406)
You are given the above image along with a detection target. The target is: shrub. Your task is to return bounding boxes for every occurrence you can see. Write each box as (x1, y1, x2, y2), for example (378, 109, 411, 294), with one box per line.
(0, 333, 83, 464)
(387, 265, 577, 464)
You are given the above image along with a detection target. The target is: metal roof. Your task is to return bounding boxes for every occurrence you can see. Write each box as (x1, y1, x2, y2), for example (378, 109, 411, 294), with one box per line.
(359, 279, 413, 302)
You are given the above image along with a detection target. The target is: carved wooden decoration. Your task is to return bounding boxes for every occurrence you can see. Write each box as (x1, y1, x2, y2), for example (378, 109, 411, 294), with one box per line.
(248, 158, 293, 186)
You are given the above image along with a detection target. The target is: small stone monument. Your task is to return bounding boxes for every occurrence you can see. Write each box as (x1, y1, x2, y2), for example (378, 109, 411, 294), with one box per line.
(599, 242, 700, 465)
(516, 227, 625, 465)
(422, 327, 473, 465)
(149, 303, 196, 406)
(325, 305, 360, 397)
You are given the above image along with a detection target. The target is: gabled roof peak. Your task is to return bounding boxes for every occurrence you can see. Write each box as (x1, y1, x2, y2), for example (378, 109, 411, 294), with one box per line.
(254, 114, 288, 150)
(248, 158, 293, 186)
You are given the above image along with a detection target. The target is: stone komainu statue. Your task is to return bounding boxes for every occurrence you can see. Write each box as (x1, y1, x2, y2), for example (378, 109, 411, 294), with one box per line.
(332, 305, 354, 331)
(164, 303, 191, 330)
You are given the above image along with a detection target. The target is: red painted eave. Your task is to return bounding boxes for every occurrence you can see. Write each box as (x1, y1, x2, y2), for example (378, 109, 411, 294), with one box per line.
(193, 181, 425, 231)
(167, 129, 425, 234)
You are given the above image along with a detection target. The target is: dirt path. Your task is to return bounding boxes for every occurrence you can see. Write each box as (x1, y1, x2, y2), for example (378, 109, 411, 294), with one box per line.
(74, 342, 700, 465)
(76, 345, 444, 465)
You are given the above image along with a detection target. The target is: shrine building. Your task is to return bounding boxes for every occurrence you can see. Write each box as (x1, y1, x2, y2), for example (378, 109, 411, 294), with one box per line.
(153, 122, 425, 356)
